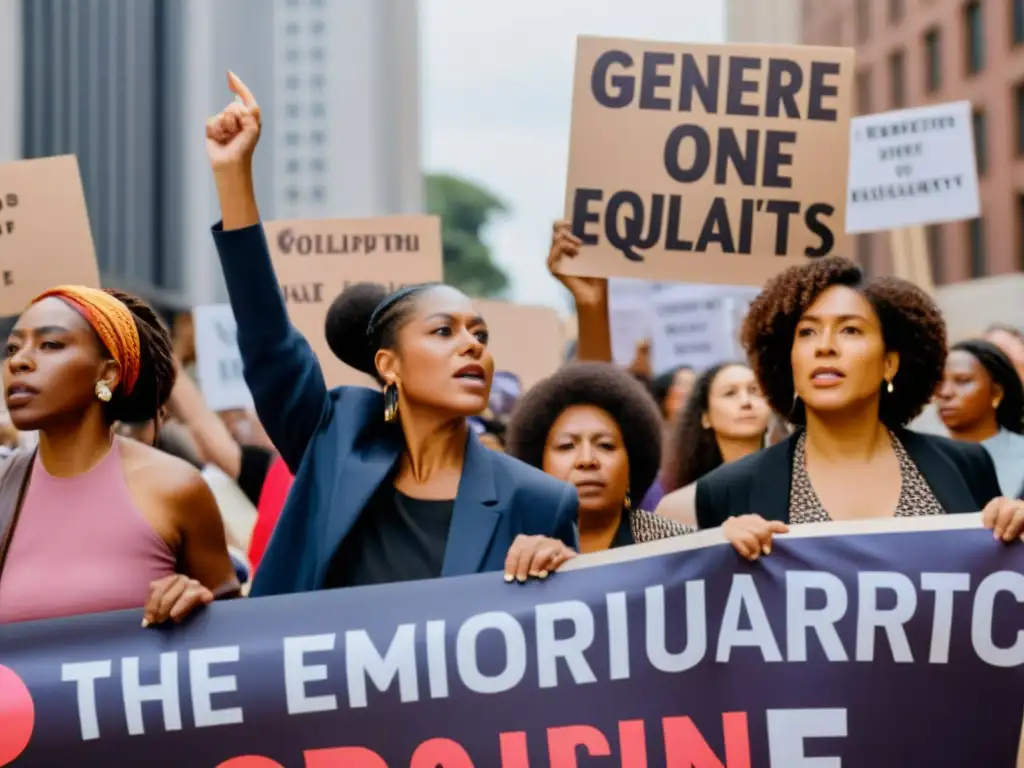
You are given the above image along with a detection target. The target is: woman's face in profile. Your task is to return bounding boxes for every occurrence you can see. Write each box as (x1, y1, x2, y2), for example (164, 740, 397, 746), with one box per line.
(790, 286, 895, 417)
(542, 404, 630, 515)
(384, 286, 495, 418)
(4, 298, 110, 431)
(935, 350, 997, 431)
(704, 364, 769, 439)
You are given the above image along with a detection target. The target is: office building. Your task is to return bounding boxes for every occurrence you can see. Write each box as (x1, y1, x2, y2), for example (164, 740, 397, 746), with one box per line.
(802, 0, 1024, 287)
(726, 0, 801, 44)
(2, 0, 421, 310)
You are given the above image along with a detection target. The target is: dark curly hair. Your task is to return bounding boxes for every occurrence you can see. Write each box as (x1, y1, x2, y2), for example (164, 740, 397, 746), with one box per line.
(661, 362, 751, 492)
(741, 257, 946, 428)
(951, 339, 1024, 434)
(324, 282, 443, 385)
(101, 289, 177, 426)
(505, 361, 663, 499)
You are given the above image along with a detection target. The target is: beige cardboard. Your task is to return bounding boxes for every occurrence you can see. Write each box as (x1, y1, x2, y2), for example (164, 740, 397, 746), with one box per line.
(475, 299, 565, 392)
(264, 216, 443, 388)
(563, 37, 854, 286)
(0, 156, 99, 314)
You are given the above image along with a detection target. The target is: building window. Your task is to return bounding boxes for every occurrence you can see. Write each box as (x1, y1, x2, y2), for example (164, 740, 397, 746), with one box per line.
(856, 69, 871, 114)
(311, 21, 326, 35)
(286, 159, 300, 174)
(889, 50, 905, 108)
(285, 49, 300, 63)
(286, 22, 300, 35)
(924, 28, 941, 93)
(286, 75, 300, 90)
(311, 130, 326, 145)
(889, 0, 904, 24)
(1015, 0, 1024, 45)
(285, 131, 300, 146)
(1016, 84, 1024, 155)
(310, 74, 326, 89)
(310, 47, 325, 63)
(968, 217, 986, 277)
(311, 186, 325, 202)
(856, 233, 873, 276)
(964, 2, 984, 74)
(856, 0, 870, 42)
(310, 102, 326, 118)
(285, 103, 300, 118)
(973, 109, 987, 174)
(310, 158, 327, 173)
(926, 225, 945, 285)
(286, 187, 300, 203)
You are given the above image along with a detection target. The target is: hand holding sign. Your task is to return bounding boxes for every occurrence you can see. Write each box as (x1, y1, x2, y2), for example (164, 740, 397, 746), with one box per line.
(547, 220, 607, 308)
(206, 72, 262, 171)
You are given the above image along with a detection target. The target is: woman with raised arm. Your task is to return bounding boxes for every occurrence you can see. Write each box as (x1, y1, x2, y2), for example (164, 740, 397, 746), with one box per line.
(206, 74, 577, 595)
(695, 257, 1024, 559)
(0, 287, 237, 625)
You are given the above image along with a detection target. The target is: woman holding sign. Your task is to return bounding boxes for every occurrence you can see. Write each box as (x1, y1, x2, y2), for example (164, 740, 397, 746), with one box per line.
(205, 73, 577, 595)
(695, 257, 1024, 558)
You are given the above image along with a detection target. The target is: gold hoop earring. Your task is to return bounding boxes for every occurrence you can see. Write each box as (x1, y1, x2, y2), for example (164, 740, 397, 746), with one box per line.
(624, 490, 632, 511)
(95, 381, 113, 403)
(383, 383, 399, 423)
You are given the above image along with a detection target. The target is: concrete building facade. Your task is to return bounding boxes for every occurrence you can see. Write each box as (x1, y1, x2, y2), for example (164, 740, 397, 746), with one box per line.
(0, 0, 422, 310)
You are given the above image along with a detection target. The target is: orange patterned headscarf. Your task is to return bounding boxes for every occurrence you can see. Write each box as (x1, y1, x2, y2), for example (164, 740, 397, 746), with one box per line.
(31, 286, 142, 395)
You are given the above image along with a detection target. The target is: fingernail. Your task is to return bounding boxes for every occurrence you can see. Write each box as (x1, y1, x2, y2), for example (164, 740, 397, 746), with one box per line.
(538, 570, 549, 579)
(994, 530, 1002, 540)
(516, 575, 526, 583)
(504, 573, 513, 583)
(762, 545, 771, 555)
(141, 618, 150, 628)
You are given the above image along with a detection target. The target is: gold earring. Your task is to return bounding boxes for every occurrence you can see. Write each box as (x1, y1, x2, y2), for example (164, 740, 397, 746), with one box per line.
(886, 379, 894, 394)
(624, 490, 632, 511)
(383, 383, 399, 423)
(95, 381, 113, 402)
(993, 398, 1002, 409)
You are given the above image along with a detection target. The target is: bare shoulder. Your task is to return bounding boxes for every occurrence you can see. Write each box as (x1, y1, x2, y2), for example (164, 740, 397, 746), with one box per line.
(655, 482, 698, 527)
(119, 437, 214, 508)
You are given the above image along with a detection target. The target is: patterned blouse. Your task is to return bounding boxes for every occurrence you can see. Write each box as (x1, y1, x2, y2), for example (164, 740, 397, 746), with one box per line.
(789, 430, 945, 524)
(629, 508, 695, 542)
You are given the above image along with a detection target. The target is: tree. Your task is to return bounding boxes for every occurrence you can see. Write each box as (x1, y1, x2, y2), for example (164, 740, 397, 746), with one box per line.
(425, 173, 510, 298)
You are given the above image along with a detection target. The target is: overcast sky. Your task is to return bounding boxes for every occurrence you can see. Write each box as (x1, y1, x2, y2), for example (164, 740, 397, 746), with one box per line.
(420, 0, 725, 312)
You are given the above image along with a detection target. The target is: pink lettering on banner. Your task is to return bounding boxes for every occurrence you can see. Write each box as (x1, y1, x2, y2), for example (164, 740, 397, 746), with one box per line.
(663, 712, 752, 768)
(548, 725, 612, 765)
(409, 738, 475, 767)
(0, 665, 34, 766)
(305, 747, 388, 767)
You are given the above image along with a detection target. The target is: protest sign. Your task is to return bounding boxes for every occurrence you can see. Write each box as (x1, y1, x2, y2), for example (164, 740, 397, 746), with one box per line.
(192, 304, 254, 413)
(846, 100, 980, 234)
(264, 216, 443, 388)
(473, 299, 564, 391)
(0, 156, 99, 315)
(563, 37, 853, 287)
(0, 517, 1020, 766)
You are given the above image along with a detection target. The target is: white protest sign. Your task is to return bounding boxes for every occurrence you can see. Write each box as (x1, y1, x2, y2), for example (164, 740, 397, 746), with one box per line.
(846, 101, 980, 234)
(192, 304, 253, 413)
(608, 278, 654, 365)
(649, 284, 760, 375)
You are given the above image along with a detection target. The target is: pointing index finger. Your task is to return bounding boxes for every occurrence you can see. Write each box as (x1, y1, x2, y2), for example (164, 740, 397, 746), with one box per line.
(227, 71, 258, 109)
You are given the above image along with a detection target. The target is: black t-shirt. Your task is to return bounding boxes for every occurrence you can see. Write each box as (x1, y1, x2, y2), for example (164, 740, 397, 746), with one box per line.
(610, 512, 634, 549)
(323, 484, 455, 589)
(237, 445, 274, 506)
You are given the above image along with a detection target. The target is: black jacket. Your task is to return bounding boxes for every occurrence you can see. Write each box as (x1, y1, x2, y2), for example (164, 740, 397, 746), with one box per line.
(695, 428, 1002, 529)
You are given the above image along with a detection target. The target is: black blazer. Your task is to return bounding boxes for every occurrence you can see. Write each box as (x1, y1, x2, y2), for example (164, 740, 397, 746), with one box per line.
(695, 428, 1002, 529)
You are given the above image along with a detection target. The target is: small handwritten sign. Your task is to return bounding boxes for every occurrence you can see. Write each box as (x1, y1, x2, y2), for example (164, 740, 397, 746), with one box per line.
(192, 303, 253, 412)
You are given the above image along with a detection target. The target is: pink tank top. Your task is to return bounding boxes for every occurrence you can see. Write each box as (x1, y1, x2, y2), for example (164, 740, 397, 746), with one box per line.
(0, 439, 177, 624)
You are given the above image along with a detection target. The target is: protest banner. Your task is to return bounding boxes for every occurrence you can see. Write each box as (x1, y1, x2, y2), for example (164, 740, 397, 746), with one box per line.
(0, 516, 1020, 766)
(846, 100, 980, 234)
(0, 155, 99, 315)
(473, 300, 565, 391)
(264, 216, 444, 388)
(192, 303, 254, 412)
(563, 37, 853, 287)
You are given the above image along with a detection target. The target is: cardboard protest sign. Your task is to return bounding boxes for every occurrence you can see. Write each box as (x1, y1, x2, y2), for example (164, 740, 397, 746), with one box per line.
(264, 216, 443, 388)
(0, 156, 99, 315)
(564, 37, 853, 286)
(192, 304, 253, 412)
(846, 101, 980, 234)
(474, 299, 565, 392)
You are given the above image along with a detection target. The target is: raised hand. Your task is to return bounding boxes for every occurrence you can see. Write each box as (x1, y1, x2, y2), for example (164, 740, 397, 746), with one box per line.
(206, 71, 262, 172)
(547, 220, 608, 308)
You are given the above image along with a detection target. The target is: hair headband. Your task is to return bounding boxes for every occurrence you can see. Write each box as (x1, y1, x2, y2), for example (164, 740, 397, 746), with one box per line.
(365, 282, 442, 340)
(32, 286, 142, 395)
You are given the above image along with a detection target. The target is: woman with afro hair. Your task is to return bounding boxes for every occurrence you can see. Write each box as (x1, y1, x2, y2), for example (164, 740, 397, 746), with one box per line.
(693, 257, 1024, 560)
(506, 362, 692, 553)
